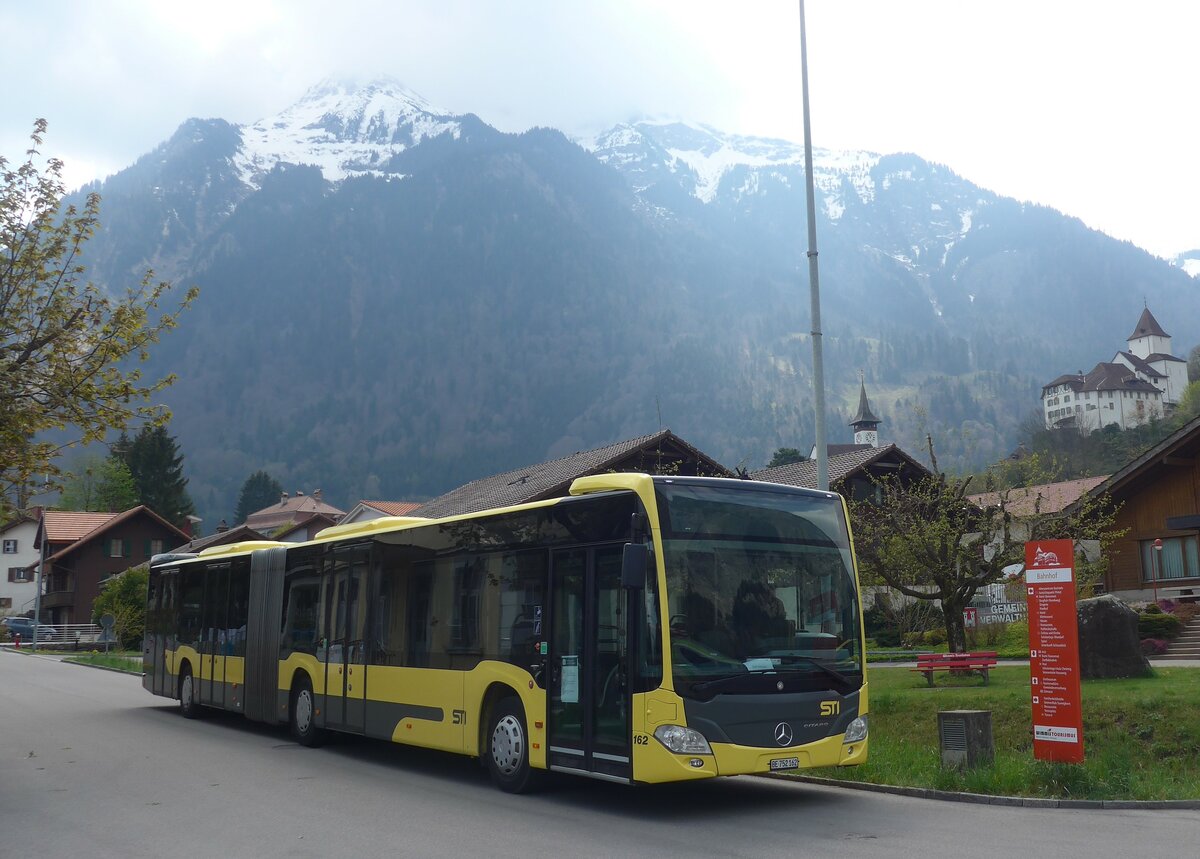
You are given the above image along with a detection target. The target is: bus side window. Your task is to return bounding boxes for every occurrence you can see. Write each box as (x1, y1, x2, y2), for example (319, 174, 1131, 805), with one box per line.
(180, 567, 204, 652)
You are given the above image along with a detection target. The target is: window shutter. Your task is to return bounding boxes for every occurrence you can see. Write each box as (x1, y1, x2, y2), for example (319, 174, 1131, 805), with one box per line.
(105, 539, 112, 557)
(144, 540, 151, 557)
(123, 539, 131, 558)
(7, 568, 14, 583)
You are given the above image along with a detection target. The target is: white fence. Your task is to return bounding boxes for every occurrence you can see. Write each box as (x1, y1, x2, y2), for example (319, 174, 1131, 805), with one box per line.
(3, 623, 109, 648)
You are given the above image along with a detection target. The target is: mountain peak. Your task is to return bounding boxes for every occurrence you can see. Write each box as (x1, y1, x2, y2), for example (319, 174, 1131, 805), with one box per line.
(297, 74, 443, 115)
(234, 75, 460, 186)
(590, 119, 880, 209)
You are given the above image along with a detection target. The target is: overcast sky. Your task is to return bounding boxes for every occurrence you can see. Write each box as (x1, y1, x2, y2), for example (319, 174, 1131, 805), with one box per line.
(3, 1, 1197, 258)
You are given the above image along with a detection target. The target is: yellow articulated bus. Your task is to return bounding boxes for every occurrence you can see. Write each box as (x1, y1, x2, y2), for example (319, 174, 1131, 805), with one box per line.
(144, 474, 868, 792)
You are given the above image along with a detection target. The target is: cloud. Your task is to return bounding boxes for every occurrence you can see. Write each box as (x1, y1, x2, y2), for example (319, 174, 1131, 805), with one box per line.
(2, 0, 1196, 255)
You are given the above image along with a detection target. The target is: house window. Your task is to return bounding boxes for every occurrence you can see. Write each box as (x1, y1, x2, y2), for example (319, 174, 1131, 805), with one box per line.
(1141, 536, 1200, 582)
(148, 539, 165, 556)
(8, 567, 31, 583)
(0, 597, 10, 608)
(108, 538, 126, 558)
(2, 539, 16, 554)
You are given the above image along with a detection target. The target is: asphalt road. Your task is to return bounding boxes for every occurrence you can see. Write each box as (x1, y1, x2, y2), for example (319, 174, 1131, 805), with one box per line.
(2, 651, 1196, 859)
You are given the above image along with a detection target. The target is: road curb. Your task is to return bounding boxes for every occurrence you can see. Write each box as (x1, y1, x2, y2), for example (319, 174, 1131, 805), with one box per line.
(60, 658, 142, 676)
(3, 647, 141, 675)
(772, 773, 1200, 809)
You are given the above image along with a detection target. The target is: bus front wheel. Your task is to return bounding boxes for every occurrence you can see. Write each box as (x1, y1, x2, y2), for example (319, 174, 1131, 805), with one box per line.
(486, 696, 539, 793)
(290, 675, 326, 748)
(179, 666, 200, 719)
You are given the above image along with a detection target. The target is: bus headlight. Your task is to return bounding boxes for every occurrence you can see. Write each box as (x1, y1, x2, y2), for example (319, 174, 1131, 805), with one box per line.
(843, 716, 868, 744)
(654, 725, 713, 755)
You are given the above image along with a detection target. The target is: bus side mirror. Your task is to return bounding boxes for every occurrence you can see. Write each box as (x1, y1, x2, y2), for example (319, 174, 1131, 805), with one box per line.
(621, 543, 649, 590)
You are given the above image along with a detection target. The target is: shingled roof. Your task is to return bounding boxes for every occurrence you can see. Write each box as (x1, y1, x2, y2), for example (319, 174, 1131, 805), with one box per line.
(1127, 306, 1169, 341)
(968, 476, 1109, 517)
(1042, 362, 1163, 395)
(412, 430, 733, 519)
(40, 511, 119, 544)
(750, 443, 930, 489)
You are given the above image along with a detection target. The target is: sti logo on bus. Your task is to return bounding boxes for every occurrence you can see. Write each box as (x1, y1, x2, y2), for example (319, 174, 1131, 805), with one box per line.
(820, 701, 840, 717)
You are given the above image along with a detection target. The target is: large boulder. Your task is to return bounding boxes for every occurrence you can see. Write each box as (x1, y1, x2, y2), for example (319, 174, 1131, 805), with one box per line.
(1077, 595, 1152, 678)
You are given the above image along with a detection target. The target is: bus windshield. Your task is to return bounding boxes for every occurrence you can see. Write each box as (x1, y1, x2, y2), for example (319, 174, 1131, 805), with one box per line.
(655, 481, 863, 698)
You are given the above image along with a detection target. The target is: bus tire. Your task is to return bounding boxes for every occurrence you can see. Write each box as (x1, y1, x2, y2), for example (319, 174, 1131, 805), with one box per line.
(290, 674, 326, 748)
(486, 696, 539, 793)
(179, 665, 200, 719)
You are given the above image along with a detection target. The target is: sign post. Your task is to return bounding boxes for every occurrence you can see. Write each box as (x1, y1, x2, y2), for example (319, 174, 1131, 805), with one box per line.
(1025, 539, 1084, 763)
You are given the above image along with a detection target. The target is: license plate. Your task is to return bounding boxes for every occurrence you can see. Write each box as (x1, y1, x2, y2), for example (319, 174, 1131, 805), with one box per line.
(769, 757, 800, 771)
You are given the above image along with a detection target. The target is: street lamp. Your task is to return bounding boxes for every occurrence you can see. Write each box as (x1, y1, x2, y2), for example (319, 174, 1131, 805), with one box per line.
(1152, 538, 1163, 608)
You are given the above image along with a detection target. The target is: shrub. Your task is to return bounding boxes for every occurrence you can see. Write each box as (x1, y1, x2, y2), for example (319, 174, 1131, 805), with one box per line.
(1140, 638, 1169, 655)
(923, 628, 947, 646)
(1003, 619, 1030, 649)
(1138, 612, 1184, 640)
(873, 628, 902, 648)
(1143, 603, 1163, 615)
(966, 621, 1007, 649)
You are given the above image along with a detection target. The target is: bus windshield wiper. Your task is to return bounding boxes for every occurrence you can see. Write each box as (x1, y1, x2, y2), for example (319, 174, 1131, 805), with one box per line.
(771, 655, 854, 687)
(690, 669, 782, 695)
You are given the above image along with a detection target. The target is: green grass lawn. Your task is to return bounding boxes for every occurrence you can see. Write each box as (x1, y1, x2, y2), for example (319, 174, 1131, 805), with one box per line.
(807, 665, 1200, 800)
(61, 651, 143, 673)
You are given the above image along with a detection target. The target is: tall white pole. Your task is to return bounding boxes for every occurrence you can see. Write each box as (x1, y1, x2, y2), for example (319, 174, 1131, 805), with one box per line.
(799, 0, 828, 490)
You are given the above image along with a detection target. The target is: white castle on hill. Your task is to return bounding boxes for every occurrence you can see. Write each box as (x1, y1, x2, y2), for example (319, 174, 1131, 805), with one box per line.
(1041, 306, 1189, 433)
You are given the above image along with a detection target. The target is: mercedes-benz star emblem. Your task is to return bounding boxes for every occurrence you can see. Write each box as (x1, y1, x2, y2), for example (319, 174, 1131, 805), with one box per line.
(774, 722, 793, 746)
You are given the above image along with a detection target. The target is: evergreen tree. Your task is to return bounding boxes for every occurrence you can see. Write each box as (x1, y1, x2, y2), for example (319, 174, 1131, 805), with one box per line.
(766, 447, 807, 468)
(120, 425, 194, 526)
(234, 470, 283, 524)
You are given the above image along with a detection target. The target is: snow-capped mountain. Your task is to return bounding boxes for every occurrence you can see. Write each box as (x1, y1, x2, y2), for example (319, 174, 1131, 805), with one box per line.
(1174, 250, 1200, 278)
(70, 77, 1199, 530)
(233, 76, 466, 186)
(589, 120, 877, 218)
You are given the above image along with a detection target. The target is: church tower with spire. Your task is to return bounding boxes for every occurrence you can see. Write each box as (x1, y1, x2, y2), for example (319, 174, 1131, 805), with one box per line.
(850, 377, 881, 448)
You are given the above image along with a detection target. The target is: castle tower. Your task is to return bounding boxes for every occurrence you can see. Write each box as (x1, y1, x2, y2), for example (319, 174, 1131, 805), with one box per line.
(850, 377, 881, 448)
(1127, 306, 1172, 361)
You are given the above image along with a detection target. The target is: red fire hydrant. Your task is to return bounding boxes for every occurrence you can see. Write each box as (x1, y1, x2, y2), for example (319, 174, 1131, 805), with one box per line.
(14, 633, 21, 650)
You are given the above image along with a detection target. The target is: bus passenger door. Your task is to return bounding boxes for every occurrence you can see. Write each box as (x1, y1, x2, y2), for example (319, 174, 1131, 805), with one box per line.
(201, 564, 230, 708)
(548, 545, 631, 782)
(324, 546, 369, 733)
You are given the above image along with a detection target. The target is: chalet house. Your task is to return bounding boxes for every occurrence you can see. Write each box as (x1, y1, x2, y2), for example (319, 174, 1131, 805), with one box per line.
(171, 523, 266, 555)
(412, 429, 732, 519)
(1041, 307, 1187, 433)
(339, 500, 423, 525)
(243, 489, 345, 534)
(274, 513, 341, 543)
(1081, 413, 1200, 602)
(751, 444, 930, 500)
(756, 382, 932, 497)
(36, 507, 189, 626)
(1, 510, 42, 617)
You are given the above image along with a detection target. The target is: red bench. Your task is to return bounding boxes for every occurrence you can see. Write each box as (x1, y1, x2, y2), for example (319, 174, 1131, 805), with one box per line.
(911, 651, 998, 687)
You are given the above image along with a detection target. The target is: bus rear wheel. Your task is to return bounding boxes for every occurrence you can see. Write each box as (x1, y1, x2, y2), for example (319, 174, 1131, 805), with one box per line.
(486, 696, 540, 793)
(179, 666, 200, 719)
(290, 675, 326, 747)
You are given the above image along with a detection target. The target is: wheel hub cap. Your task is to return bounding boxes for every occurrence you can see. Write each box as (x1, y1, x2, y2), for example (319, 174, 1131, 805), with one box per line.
(491, 715, 524, 775)
(296, 691, 312, 732)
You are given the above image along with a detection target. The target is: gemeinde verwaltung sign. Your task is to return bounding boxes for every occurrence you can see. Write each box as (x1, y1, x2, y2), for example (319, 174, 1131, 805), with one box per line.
(1025, 539, 1084, 763)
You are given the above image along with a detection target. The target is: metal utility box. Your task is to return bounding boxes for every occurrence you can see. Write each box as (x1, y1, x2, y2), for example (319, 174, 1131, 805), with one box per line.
(938, 710, 994, 769)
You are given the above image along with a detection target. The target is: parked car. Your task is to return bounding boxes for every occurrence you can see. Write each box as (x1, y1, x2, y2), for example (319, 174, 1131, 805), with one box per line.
(1, 616, 58, 640)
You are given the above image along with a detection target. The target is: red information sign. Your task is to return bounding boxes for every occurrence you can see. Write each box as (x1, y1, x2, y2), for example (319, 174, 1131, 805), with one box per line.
(1025, 539, 1084, 763)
